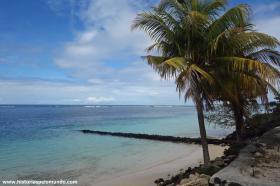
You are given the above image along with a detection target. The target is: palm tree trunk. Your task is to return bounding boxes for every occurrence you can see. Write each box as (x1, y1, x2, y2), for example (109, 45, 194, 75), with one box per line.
(195, 97, 210, 165)
(231, 102, 245, 142)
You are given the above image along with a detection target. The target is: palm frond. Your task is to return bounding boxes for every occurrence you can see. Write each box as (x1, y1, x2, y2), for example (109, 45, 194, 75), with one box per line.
(133, 0, 280, 110)
(202, 0, 227, 18)
(158, 0, 187, 20)
(131, 11, 174, 43)
(231, 32, 279, 55)
(209, 4, 251, 39)
(144, 55, 188, 79)
(247, 49, 280, 66)
(215, 57, 280, 84)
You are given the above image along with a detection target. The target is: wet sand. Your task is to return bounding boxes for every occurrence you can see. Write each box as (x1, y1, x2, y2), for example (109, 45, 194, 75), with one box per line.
(94, 144, 227, 186)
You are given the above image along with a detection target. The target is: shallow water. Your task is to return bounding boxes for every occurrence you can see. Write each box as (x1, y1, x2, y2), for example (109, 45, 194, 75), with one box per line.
(0, 105, 231, 184)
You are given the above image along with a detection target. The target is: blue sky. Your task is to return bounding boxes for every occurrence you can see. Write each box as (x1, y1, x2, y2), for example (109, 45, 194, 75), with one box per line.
(0, 0, 280, 105)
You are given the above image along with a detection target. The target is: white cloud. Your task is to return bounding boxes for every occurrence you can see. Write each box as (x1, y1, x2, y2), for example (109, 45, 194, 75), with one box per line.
(254, 2, 280, 15)
(255, 17, 280, 40)
(54, 0, 152, 73)
(0, 78, 186, 105)
(66, 44, 96, 55)
(87, 96, 115, 103)
(252, 2, 280, 41)
(88, 78, 103, 84)
(47, 0, 184, 105)
(2, 1, 278, 105)
(78, 30, 97, 43)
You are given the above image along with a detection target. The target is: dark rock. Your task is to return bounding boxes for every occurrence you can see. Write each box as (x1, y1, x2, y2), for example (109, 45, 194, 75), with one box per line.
(212, 157, 225, 167)
(154, 178, 164, 184)
(161, 179, 172, 186)
(266, 144, 274, 149)
(246, 144, 257, 153)
(223, 154, 237, 164)
(222, 180, 228, 185)
(185, 167, 192, 174)
(213, 177, 221, 184)
(254, 152, 263, 158)
(224, 143, 246, 156)
(80, 129, 230, 145)
(257, 148, 265, 154)
(170, 175, 180, 184)
(227, 155, 237, 160)
(228, 182, 243, 186)
(224, 158, 231, 164)
(196, 165, 221, 176)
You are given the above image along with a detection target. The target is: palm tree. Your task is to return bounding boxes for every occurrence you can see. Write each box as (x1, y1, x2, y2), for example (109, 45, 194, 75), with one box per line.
(132, 0, 280, 164)
(209, 4, 280, 141)
(214, 69, 280, 142)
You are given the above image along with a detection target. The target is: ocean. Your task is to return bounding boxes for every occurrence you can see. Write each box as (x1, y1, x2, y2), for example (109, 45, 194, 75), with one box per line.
(0, 105, 231, 185)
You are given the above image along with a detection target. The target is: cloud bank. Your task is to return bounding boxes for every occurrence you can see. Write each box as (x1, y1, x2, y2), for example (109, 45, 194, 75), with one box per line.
(50, 0, 181, 104)
(1, 0, 279, 105)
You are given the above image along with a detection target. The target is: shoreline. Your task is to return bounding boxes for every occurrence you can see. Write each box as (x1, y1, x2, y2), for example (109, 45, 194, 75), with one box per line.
(210, 126, 280, 185)
(93, 144, 227, 186)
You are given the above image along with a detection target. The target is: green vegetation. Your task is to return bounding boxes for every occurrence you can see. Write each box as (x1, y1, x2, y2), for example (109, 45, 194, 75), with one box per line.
(206, 97, 280, 141)
(205, 100, 259, 129)
(132, 0, 280, 165)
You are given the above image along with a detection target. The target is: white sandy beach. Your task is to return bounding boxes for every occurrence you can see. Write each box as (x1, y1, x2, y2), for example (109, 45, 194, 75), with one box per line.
(94, 144, 227, 186)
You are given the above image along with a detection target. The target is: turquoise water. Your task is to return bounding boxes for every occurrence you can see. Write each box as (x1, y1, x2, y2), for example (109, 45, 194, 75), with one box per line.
(0, 105, 231, 184)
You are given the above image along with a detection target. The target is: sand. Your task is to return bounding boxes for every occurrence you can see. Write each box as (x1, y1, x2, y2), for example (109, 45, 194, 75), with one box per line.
(94, 144, 227, 186)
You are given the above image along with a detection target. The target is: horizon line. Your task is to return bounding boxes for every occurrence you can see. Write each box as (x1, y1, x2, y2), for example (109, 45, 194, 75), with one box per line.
(0, 104, 195, 106)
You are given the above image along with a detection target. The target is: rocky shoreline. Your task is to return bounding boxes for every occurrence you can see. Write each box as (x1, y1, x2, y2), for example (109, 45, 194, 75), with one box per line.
(209, 126, 280, 186)
(154, 143, 244, 186)
(152, 109, 280, 186)
(154, 127, 280, 186)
